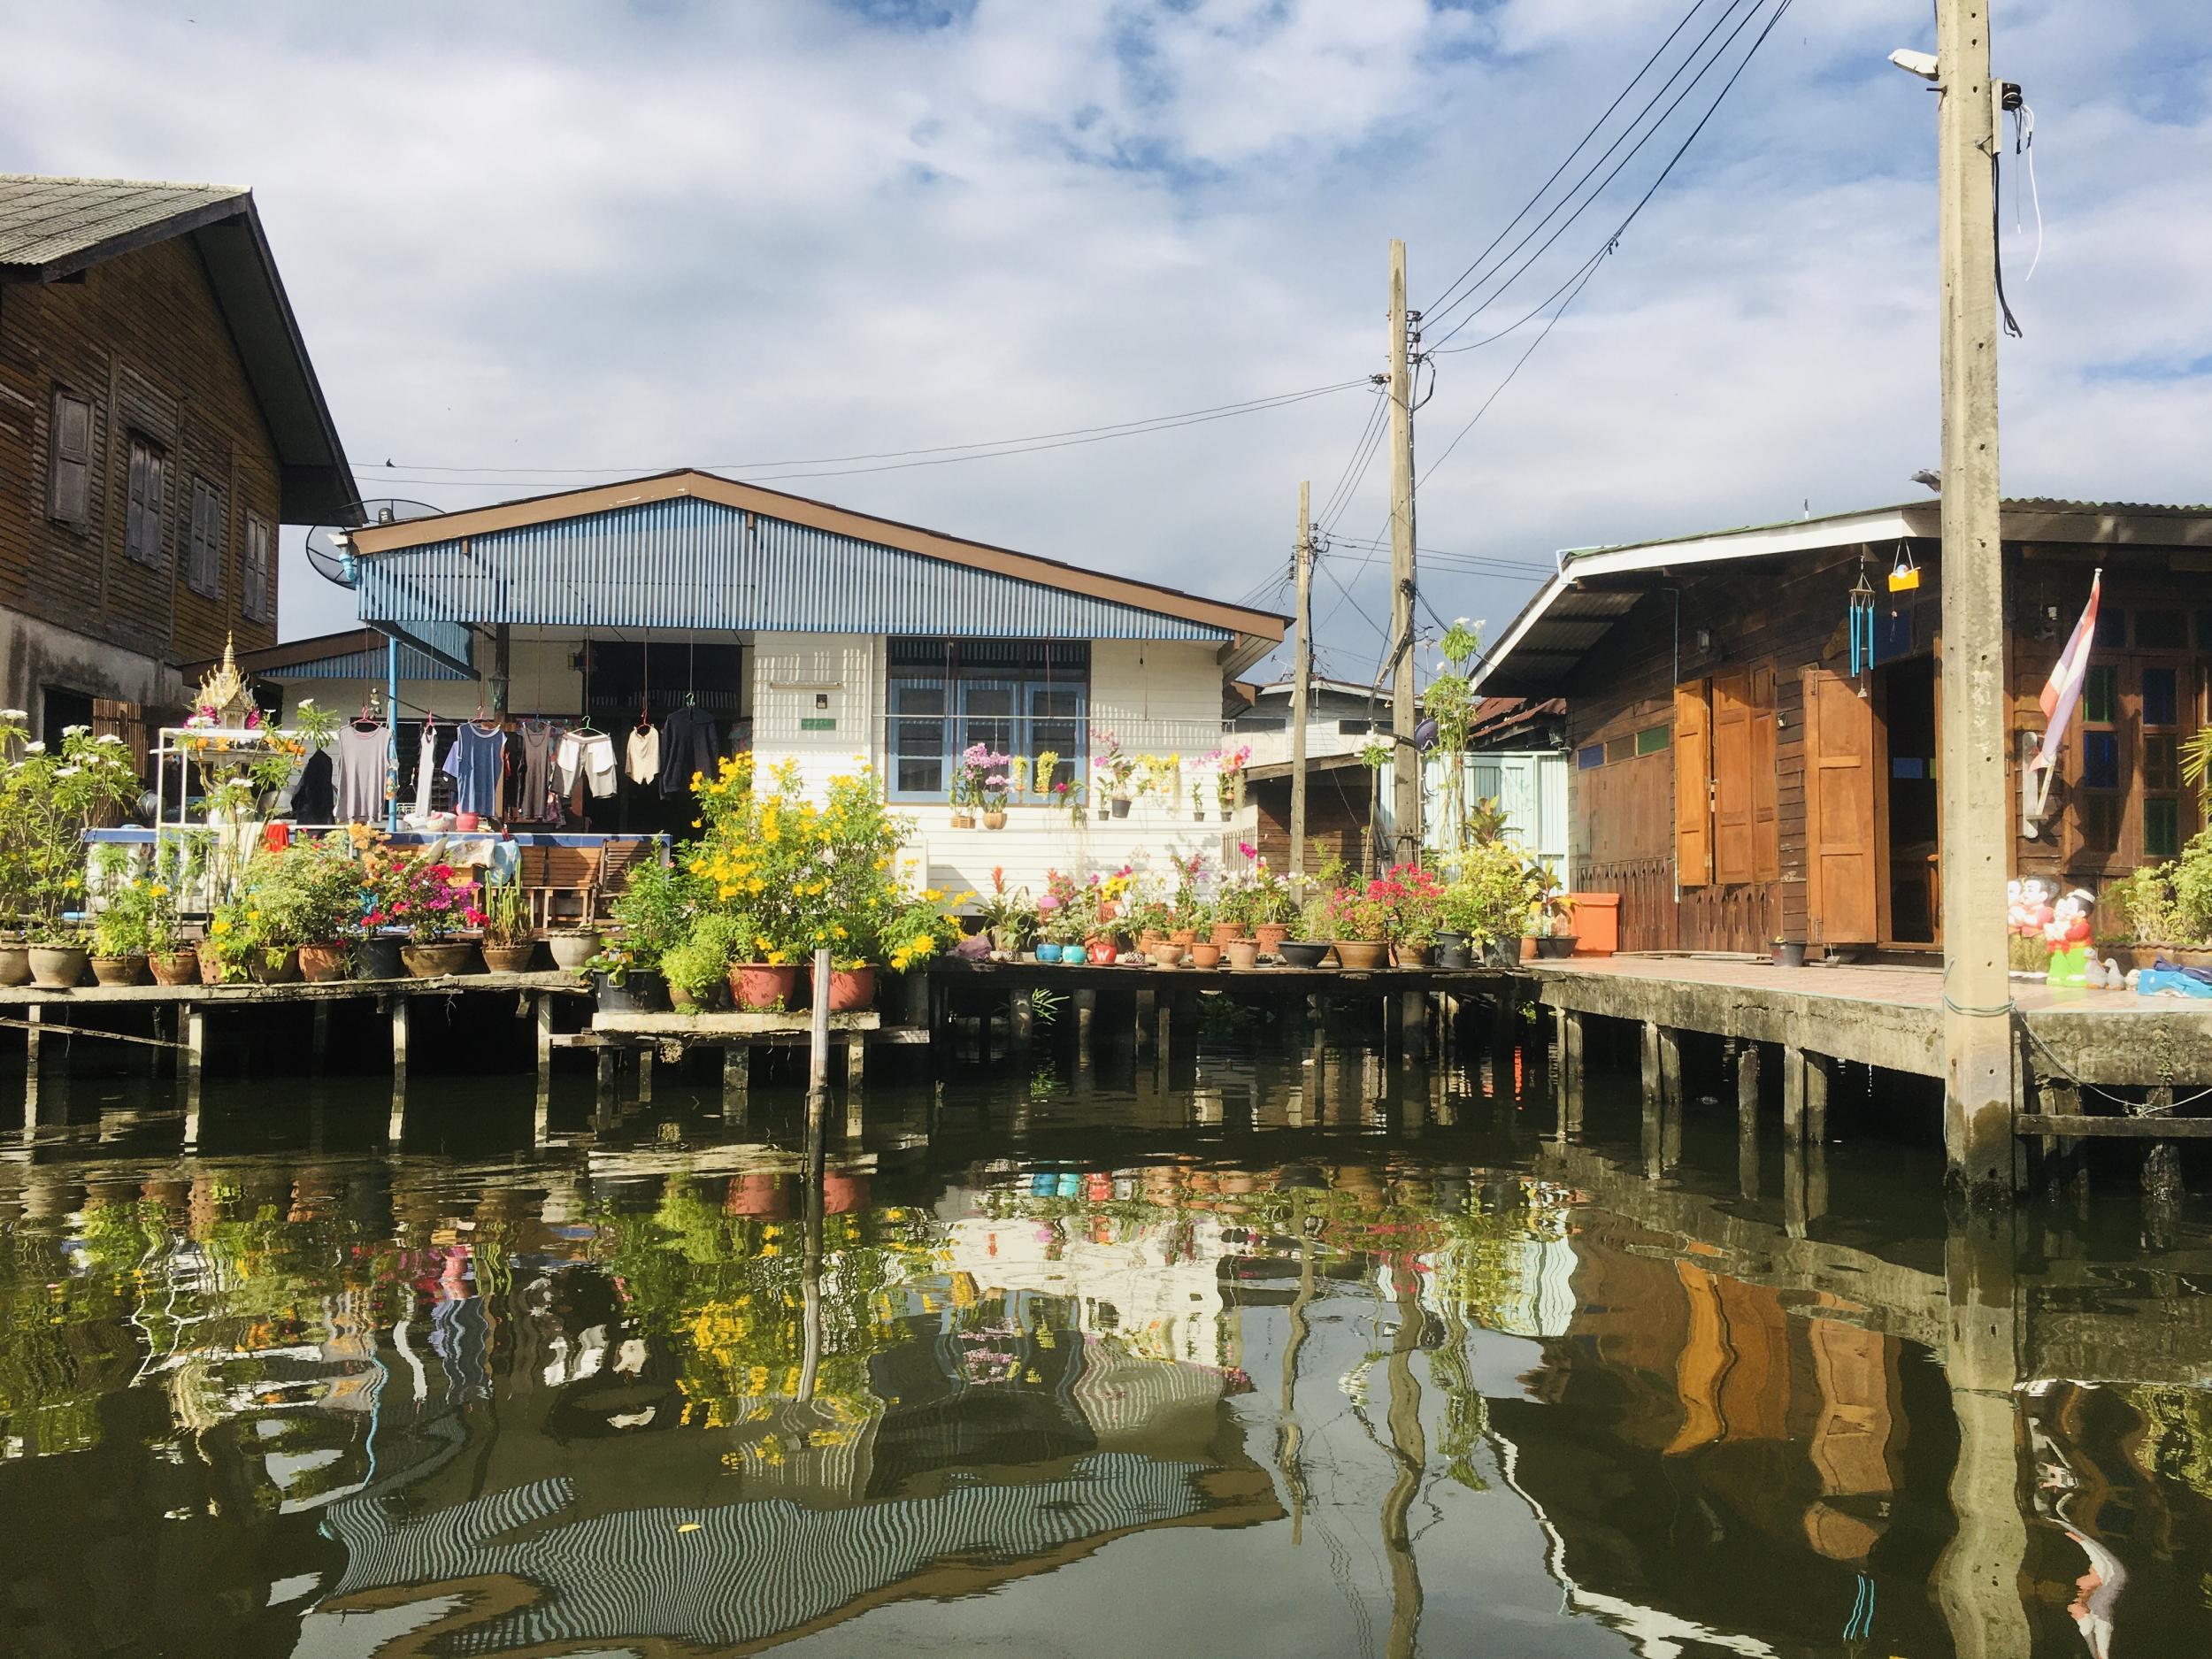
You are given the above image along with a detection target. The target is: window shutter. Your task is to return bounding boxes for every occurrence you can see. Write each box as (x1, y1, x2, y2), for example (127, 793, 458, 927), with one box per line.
(1675, 680, 1713, 887)
(1711, 669, 1755, 884)
(1750, 661, 1779, 881)
(48, 391, 93, 523)
(243, 515, 272, 620)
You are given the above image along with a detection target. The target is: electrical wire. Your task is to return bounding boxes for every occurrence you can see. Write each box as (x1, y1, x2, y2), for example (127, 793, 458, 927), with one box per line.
(1420, 0, 1732, 322)
(369, 379, 1371, 488)
(1424, 0, 1765, 338)
(1419, 255, 1606, 486)
(1426, 0, 1790, 353)
(1314, 392, 1389, 532)
(1318, 396, 1394, 534)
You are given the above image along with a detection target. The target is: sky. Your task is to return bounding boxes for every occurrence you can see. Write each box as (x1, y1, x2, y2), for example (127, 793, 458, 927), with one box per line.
(4, 0, 2208, 685)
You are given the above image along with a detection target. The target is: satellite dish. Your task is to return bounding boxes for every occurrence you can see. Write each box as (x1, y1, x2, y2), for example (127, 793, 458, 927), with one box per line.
(304, 498, 441, 588)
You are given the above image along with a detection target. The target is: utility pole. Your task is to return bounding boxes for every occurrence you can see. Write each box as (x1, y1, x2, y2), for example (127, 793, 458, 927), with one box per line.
(1386, 238, 1420, 866)
(1931, 0, 2016, 1203)
(1289, 480, 1313, 886)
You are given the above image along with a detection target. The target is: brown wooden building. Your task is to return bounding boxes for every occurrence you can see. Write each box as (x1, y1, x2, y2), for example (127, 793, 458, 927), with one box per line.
(0, 175, 355, 746)
(1474, 500, 2212, 955)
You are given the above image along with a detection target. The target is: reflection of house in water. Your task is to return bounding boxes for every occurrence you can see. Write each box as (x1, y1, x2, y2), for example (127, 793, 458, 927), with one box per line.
(1487, 1208, 1956, 1657)
(311, 1248, 1278, 1654)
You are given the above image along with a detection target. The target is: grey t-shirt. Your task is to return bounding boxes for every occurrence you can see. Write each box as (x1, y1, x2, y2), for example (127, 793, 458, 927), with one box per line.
(335, 722, 388, 823)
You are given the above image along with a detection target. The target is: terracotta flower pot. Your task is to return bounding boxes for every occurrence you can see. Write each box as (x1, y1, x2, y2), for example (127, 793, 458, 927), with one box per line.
(1137, 931, 1167, 956)
(1168, 928, 1198, 949)
(1333, 939, 1389, 972)
(1397, 942, 1434, 968)
(149, 950, 200, 987)
(1254, 923, 1290, 956)
(198, 949, 228, 984)
(481, 942, 538, 974)
(0, 943, 30, 987)
(817, 964, 877, 1012)
(247, 948, 303, 985)
(1150, 943, 1186, 970)
(1187, 941, 1222, 968)
(1211, 921, 1246, 949)
(1519, 936, 1538, 962)
(546, 931, 601, 972)
(400, 941, 479, 979)
(1225, 939, 1260, 971)
(298, 942, 349, 982)
(89, 955, 148, 987)
(730, 962, 801, 1011)
(28, 945, 88, 989)
(670, 977, 730, 1012)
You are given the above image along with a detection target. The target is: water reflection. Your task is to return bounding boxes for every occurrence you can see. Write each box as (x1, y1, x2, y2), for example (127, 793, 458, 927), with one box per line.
(1, 1060, 2210, 1655)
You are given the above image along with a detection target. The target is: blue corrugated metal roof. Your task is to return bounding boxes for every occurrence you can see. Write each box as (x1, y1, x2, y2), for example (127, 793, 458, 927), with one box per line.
(356, 495, 1230, 642)
(257, 643, 471, 681)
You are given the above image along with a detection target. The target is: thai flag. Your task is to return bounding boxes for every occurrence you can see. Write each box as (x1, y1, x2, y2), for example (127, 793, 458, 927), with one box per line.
(2032, 570, 2101, 778)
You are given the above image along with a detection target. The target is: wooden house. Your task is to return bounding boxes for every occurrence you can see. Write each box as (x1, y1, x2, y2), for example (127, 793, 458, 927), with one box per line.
(1473, 499, 2212, 955)
(0, 174, 355, 746)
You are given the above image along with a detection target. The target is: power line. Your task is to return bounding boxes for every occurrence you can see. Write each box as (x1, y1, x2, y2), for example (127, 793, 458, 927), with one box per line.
(1426, 0, 1779, 352)
(1323, 534, 1553, 572)
(1313, 391, 1388, 530)
(1420, 0, 1731, 321)
(1317, 395, 1393, 534)
(1421, 257, 1606, 486)
(365, 379, 1371, 489)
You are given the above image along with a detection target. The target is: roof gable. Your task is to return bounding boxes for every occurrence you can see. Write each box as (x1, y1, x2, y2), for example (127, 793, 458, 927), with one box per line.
(0, 174, 356, 525)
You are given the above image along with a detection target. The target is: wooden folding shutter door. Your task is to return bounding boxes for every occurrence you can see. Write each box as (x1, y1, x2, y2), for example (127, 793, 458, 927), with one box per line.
(1749, 663, 1779, 881)
(1675, 681, 1713, 887)
(1802, 667, 1878, 944)
(1711, 670, 1755, 884)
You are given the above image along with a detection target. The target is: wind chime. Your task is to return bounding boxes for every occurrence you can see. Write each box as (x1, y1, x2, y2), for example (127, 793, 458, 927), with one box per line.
(1847, 552, 1878, 684)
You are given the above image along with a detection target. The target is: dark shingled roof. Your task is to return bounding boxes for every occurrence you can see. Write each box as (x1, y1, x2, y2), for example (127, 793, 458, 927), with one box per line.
(0, 174, 357, 524)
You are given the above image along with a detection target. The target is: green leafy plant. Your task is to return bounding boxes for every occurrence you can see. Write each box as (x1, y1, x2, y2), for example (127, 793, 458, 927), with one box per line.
(481, 882, 532, 949)
(607, 855, 696, 967)
(2106, 863, 2185, 945)
(0, 717, 140, 938)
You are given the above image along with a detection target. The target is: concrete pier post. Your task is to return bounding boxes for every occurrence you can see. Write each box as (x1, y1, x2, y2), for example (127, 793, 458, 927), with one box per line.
(1134, 986, 1156, 1055)
(1555, 1007, 1585, 1141)
(534, 994, 555, 1102)
(387, 998, 409, 1144)
(1074, 988, 1095, 1071)
(722, 1045, 749, 1120)
(846, 1034, 866, 1095)
(1398, 990, 1428, 1066)
(1737, 1042, 1762, 1200)
(1935, 1211, 2032, 1657)
(636, 1047, 654, 1104)
(1804, 1053, 1833, 1222)
(1010, 991, 1033, 1056)
(311, 1002, 331, 1074)
(20, 1003, 42, 1133)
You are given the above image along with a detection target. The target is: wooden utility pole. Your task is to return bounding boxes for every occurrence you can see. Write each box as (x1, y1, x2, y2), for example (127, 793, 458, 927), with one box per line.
(1386, 239, 1420, 865)
(1289, 480, 1313, 884)
(1932, 0, 2016, 1202)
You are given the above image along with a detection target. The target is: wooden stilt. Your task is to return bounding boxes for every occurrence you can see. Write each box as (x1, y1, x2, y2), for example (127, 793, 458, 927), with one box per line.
(723, 1044, 750, 1120)
(1398, 990, 1427, 1066)
(1781, 1043, 1809, 1238)
(1134, 986, 1156, 1055)
(1075, 988, 1095, 1071)
(311, 1002, 331, 1074)
(846, 1033, 866, 1094)
(21, 1004, 41, 1133)
(1805, 1052, 1833, 1221)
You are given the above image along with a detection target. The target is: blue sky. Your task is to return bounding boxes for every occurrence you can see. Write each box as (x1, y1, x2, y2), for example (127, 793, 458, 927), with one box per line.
(4, 0, 2207, 682)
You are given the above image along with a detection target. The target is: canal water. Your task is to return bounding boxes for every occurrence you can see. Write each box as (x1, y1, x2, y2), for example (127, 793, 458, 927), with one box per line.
(2, 1014, 2208, 1656)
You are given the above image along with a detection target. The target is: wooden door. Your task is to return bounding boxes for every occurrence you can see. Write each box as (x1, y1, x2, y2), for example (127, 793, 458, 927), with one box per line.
(1675, 681, 1712, 887)
(1803, 667, 1878, 944)
(1749, 662, 1778, 881)
(1711, 670, 1755, 884)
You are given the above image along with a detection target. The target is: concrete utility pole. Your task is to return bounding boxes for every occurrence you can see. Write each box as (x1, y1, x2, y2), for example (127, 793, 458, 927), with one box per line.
(1387, 238, 1420, 866)
(1290, 479, 1313, 884)
(1932, 0, 2016, 1202)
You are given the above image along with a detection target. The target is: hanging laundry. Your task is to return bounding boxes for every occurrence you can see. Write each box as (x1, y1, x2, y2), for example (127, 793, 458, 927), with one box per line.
(413, 717, 439, 819)
(444, 719, 507, 817)
(658, 704, 719, 796)
(626, 723, 661, 787)
(293, 747, 335, 823)
(335, 721, 389, 823)
(517, 718, 556, 818)
(556, 729, 618, 799)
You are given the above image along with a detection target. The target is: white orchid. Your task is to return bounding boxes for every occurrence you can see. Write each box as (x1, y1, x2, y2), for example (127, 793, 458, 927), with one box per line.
(0, 708, 26, 721)
(95, 733, 122, 744)
(62, 724, 90, 738)
(23, 741, 45, 754)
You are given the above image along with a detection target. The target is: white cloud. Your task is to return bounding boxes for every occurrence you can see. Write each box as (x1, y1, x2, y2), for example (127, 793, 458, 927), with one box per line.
(1, 0, 2204, 676)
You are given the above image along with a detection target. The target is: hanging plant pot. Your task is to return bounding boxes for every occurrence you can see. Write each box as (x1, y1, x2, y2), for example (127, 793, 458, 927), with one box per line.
(817, 964, 878, 1012)
(401, 941, 479, 979)
(1333, 940, 1390, 972)
(150, 949, 200, 987)
(90, 955, 149, 987)
(357, 935, 407, 979)
(1109, 795, 1132, 818)
(481, 942, 538, 974)
(981, 809, 1008, 830)
(728, 962, 800, 1012)
(594, 969, 667, 1012)
(298, 942, 349, 982)
(1280, 941, 1330, 969)
(0, 942, 30, 987)
(949, 811, 977, 830)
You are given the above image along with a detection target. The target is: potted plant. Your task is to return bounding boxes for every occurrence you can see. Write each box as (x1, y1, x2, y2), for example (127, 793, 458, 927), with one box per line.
(388, 853, 485, 978)
(1771, 936, 1808, 969)
(546, 926, 601, 972)
(27, 925, 90, 989)
(1091, 727, 1135, 817)
(0, 718, 137, 987)
(88, 850, 153, 986)
(1224, 936, 1260, 970)
(1526, 863, 1578, 958)
(977, 868, 1036, 955)
(948, 745, 981, 830)
(1281, 893, 1333, 969)
(583, 938, 668, 1012)
(480, 883, 537, 973)
(1386, 864, 1444, 967)
(1320, 880, 1394, 972)
(975, 747, 1014, 830)
(663, 913, 741, 1012)
(134, 848, 198, 985)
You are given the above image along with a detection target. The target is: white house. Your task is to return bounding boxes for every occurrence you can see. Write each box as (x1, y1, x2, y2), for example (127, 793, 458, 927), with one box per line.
(257, 471, 1286, 898)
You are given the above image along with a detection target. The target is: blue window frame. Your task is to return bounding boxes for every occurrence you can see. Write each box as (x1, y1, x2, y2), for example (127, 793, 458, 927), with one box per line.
(885, 640, 1090, 803)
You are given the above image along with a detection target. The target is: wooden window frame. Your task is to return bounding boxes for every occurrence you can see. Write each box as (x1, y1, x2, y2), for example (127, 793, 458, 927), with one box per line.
(2063, 615, 2203, 876)
(186, 476, 225, 599)
(47, 388, 94, 526)
(123, 433, 167, 567)
(242, 512, 273, 623)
